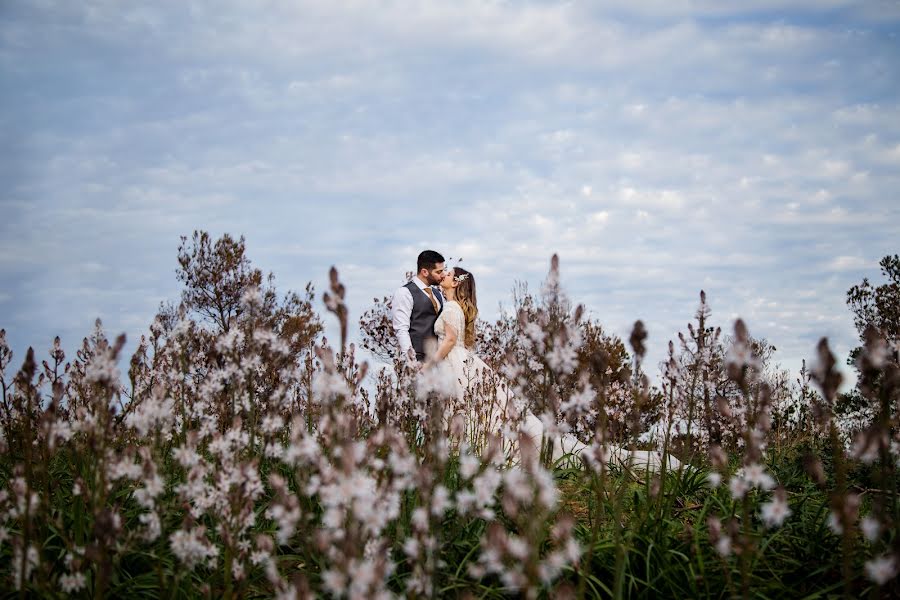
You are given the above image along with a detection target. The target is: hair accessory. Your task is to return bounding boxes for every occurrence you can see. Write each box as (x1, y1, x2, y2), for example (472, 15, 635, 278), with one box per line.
(454, 273, 469, 283)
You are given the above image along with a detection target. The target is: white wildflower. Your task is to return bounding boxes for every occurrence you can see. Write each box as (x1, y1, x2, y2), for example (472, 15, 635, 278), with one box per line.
(140, 511, 162, 542)
(84, 351, 120, 386)
(108, 458, 142, 481)
(125, 395, 175, 437)
(459, 452, 480, 479)
(539, 552, 565, 584)
(169, 528, 219, 569)
(134, 473, 165, 509)
(215, 328, 245, 353)
(453, 486, 475, 511)
(546, 340, 578, 373)
(729, 475, 749, 500)
(472, 468, 501, 507)
(312, 370, 351, 401)
(48, 420, 73, 448)
(715, 535, 732, 557)
(563, 536, 582, 563)
(403, 537, 419, 558)
(411, 507, 429, 532)
(861, 516, 881, 543)
(322, 569, 347, 596)
(12, 544, 39, 590)
(707, 472, 722, 488)
(560, 385, 594, 417)
(431, 485, 452, 516)
(742, 463, 774, 491)
(173, 445, 201, 468)
(533, 467, 559, 510)
(827, 511, 843, 535)
(864, 554, 898, 585)
(261, 414, 284, 435)
(507, 535, 529, 561)
(759, 495, 792, 528)
(415, 366, 457, 399)
(59, 572, 87, 593)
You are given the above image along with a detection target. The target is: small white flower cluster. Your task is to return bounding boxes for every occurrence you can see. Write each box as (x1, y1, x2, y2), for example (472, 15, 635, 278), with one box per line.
(124, 389, 175, 438)
(465, 438, 581, 597)
(865, 554, 898, 586)
(84, 350, 121, 388)
(169, 526, 219, 570)
(12, 544, 39, 591)
(728, 462, 775, 500)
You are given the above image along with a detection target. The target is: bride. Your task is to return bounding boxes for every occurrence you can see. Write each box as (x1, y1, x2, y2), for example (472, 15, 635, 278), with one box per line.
(423, 267, 587, 464)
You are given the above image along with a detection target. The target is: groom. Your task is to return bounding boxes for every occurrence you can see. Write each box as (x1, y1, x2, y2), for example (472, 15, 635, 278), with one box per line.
(391, 250, 446, 364)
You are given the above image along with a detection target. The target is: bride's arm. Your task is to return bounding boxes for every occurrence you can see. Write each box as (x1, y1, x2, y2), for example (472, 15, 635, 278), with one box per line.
(426, 322, 458, 367)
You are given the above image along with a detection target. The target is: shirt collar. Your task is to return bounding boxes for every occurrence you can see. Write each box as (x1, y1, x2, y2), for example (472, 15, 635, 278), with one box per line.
(412, 276, 429, 291)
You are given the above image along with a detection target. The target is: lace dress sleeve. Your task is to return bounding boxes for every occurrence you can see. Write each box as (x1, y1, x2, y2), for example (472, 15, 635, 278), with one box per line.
(449, 302, 466, 345)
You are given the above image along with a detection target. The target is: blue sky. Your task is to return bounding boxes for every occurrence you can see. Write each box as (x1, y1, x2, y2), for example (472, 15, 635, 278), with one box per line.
(2, 0, 899, 385)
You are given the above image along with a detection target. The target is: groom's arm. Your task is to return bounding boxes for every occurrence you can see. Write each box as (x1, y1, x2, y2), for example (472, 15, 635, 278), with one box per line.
(390, 286, 415, 361)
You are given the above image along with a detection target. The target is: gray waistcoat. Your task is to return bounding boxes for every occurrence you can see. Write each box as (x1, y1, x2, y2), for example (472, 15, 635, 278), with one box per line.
(405, 281, 443, 361)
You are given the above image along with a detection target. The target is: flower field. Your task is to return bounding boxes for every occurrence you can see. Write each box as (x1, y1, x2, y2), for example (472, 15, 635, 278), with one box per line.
(1, 233, 897, 598)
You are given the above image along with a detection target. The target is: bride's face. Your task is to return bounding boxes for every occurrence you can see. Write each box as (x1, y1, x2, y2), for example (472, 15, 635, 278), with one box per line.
(439, 269, 456, 290)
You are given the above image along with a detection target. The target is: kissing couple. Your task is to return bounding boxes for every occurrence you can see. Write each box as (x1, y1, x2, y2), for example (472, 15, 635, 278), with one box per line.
(390, 250, 586, 462)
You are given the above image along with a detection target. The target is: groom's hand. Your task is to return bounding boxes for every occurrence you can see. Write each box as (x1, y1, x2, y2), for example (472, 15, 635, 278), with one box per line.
(404, 349, 422, 371)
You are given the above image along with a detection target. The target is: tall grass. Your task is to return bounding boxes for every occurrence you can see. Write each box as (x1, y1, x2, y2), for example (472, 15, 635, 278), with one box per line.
(0, 234, 897, 598)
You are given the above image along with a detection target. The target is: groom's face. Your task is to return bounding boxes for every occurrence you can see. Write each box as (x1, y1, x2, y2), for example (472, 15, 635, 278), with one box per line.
(423, 262, 445, 285)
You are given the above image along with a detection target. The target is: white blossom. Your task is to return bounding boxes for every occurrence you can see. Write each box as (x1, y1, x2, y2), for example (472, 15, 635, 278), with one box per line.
(125, 395, 175, 437)
(322, 569, 348, 595)
(84, 351, 121, 387)
(861, 516, 881, 543)
(431, 485, 452, 516)
(140, 511, 162, 542)
(59, 572, 87, 593)
(827, 511, 843, 535)
(715, 535, 732, 557)
(864, 554, 898, 585)
(169, 528, 219, 569)
(12, 544, 39, 590)
(312, 370, 351, 401)
(759, 495, 791, 528)
(741, 463, 774, 491)
(459, 451, 480, 480)
(546, 340, 578, 373)
(729, 475, 749, 500)
(560, 385, 594, 417)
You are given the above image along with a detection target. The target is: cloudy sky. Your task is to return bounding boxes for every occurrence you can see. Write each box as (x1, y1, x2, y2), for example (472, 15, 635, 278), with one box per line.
(2, 0, 899, 385)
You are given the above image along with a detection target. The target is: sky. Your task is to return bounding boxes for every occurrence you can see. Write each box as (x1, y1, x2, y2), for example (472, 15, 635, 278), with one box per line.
(2, 0, 899, 388)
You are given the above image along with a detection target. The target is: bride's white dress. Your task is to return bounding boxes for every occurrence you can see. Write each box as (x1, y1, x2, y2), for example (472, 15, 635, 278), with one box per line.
(433, 301, 587, 464)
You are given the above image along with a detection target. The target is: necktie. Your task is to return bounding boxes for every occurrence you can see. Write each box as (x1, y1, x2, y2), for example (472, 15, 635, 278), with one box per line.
(424, 287, 440, 314)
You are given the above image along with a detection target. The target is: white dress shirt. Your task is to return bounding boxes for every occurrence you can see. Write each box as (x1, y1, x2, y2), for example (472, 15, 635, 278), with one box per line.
(391, 277, 441, 359)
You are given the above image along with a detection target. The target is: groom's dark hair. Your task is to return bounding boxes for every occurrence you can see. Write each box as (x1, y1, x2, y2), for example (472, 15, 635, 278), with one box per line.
(417, 250, 445, 272)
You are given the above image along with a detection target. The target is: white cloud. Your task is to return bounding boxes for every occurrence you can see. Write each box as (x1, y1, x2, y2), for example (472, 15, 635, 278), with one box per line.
(590, 211, 610, 225)
(828, 256, 871, 271)
(2, 0, 897, 387)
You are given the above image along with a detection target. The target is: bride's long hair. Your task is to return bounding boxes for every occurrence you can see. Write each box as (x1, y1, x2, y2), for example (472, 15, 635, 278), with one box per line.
(453, 267, 478, 349)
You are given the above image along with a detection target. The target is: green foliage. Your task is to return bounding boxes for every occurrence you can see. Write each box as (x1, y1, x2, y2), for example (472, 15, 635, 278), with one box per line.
(847, 254, 900, 346)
